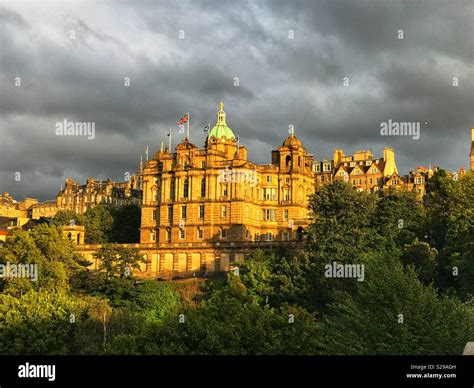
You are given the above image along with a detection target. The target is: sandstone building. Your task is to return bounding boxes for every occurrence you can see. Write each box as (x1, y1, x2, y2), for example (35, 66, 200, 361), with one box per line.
(54, 176, 141, 215)
(314, 148, 428, 197)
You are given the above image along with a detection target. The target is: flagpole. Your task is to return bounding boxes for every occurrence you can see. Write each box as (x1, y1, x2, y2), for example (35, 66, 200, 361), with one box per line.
(187, 112, 190, 140)
(168, 128, 172, 152)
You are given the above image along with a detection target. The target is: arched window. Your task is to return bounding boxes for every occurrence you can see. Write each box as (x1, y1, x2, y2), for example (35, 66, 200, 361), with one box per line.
(298, 156, 301, 167)
(285, 155, 291, 168)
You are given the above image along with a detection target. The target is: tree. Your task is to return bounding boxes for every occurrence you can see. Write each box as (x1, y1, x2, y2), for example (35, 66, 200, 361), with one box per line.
(83, 205, 114, 244)
(87, 298, 112, 352)
(0, 224, 88, 293)
(95, 244, 148, 279)
(125, 274, 324, 355)
(400, 239, 438, 285)
(322, 255, 474, 355)
(52, 210, 84, 227)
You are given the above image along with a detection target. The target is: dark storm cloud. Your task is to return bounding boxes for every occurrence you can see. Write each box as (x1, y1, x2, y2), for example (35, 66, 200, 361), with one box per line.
(0, 0, 472, 201)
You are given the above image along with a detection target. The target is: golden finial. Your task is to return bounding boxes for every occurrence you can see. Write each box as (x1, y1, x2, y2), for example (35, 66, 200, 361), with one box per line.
(219, 101, 224, 111)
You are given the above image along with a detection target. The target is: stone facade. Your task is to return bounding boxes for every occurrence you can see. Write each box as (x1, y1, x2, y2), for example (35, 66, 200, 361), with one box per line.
(314, 148, 428, 197)
(56, 176, 141, 215)
(139, 103, 314, 247)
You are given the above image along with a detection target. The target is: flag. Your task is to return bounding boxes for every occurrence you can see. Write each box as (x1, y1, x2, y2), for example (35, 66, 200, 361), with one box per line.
(178, 113, 189, 125)
(203, 124, 210, 132)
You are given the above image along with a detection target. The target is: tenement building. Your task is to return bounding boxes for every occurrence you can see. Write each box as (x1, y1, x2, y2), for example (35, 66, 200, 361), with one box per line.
(55, 176, 142, 215)
(313, 148, 427, 197)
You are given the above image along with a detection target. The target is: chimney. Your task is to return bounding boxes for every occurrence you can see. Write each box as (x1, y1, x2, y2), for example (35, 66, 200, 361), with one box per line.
(383, 147, 398, 177)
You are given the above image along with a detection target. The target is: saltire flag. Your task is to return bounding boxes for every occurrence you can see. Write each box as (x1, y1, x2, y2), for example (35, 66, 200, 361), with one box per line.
(178, 113, 189, 125)
(203, 124, 210, 132)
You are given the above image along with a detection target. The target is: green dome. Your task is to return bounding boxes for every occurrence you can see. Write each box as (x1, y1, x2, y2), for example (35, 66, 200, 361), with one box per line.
(208, 101, 236, 140)
(209, 123, 235, 140)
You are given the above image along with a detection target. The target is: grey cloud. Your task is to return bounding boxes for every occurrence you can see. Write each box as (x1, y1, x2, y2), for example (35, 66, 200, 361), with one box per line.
(0, 0, 472, 201)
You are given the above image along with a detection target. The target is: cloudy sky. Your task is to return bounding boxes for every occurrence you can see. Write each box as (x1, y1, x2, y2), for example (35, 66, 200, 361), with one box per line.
(0, 0, 473, 201)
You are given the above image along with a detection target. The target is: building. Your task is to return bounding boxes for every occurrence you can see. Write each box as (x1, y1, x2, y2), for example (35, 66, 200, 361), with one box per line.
(314, 148, 427, 197)
(56, 176, 141, 215)
(77, 102, 315, 277)
(0, 193, 38, 219)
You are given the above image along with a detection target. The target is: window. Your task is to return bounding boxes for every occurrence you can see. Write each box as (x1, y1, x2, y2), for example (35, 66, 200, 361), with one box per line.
(197, 228, 203, 239)
(183, 178, 189, 198)
(222, 184, 228, 197)
(266, 175, 272, 183)
(265, 232, 273, 241)
(298, 156, 301, 167)
(200, 178, 206, 197)
(199, 204, 205, 219)
(350, 162, 356, 167)
(354, 169, 360, 175)
(152, 210, 157, 221)
(170, 178, 175, 200)
(181, 205, 187, 219)
(282, 231, 289, 241)
(263, 188, 276, 201)
(392, 179, 399, 185)
(220, 228, 227, 239)
(179, 229, 185, 239)
(245, 229, 250, 239)
(314, 164, 321, 172)
(369, 178, 373, 184)
(415, 177, 423, 184)
(168, 206, 173, 223)
(262, 209, 276, 221)
(150, 230, 156, 242)
(283, 209, 289, 220)
(221, 205, 227, 218)
(255, 233, 260, 241)
(358, 178, 362, 185)
(284, 189, 290, 201)
(371, 168, 378, 174)
(323, 163, 331, 171)
(166, 228, 171, 242)
(285, 177, 290, 183)
(366, 161, 372, 166)
(201, 161, 206, 169)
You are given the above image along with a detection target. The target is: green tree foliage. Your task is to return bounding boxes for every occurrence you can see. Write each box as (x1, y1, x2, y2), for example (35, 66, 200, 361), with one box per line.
(119, 275, 324, 355)
(52, 210, 84, 227)
(322, 256, 474, 355)
(95, 244, 147, 279)
(109, 205, 141, 243)
(400, 239, 438, 284)
(0, 224, 88, 293)
(83, 205, 114, 244)
(0, 290, 85, 354)
(53, 204, 141, 244)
